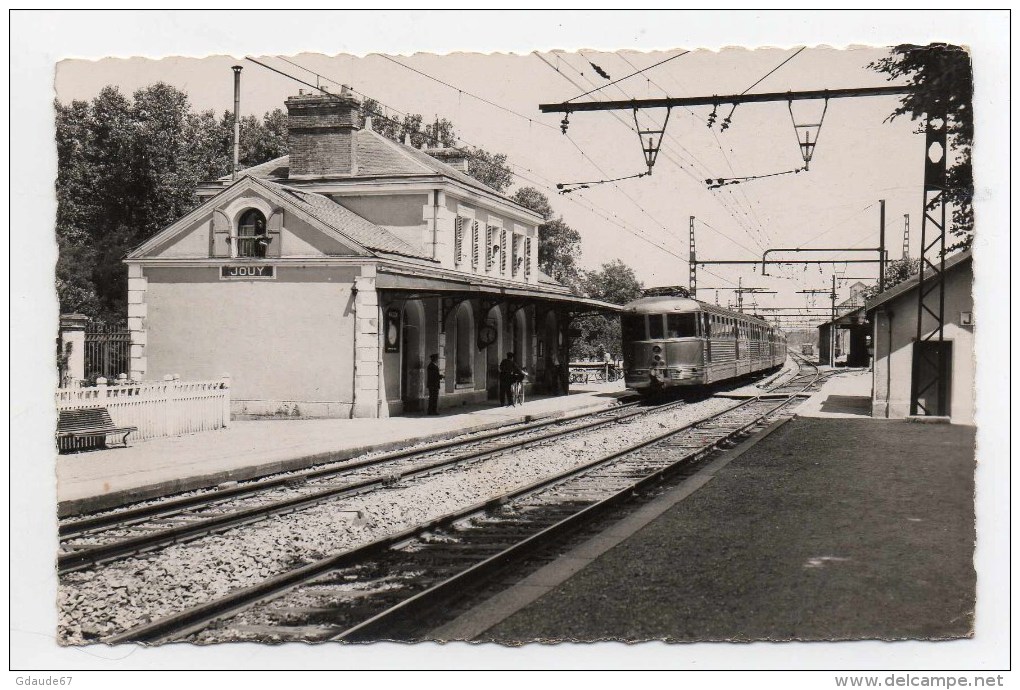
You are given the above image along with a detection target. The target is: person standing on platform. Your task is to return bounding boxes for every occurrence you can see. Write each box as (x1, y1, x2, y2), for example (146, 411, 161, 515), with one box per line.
(426, 354, 443, 415)
(499, 352, 523, 406)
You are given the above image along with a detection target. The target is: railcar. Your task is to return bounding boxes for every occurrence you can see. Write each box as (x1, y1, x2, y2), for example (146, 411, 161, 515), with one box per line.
(621, 293, 787, 394)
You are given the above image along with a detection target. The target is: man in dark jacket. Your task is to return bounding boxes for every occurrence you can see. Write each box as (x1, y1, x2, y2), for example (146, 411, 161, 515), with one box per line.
(426, 354, 443, 415)
(499, 352, 524, 407)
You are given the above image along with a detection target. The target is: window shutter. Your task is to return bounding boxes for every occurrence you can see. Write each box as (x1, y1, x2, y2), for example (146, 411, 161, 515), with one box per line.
(454, 216, 463, 265)
(266, 208, 283, 258)
(471, 220, 479, 268)
(486, 226, 494, 270)
(211, 210, 231, 257)
(500, 229, 507, 274)
(524, 237, 533, 279)
(512, 234, 520, 276)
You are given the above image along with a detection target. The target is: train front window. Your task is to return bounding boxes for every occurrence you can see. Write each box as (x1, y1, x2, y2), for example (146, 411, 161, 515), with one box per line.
(622, 315, 647, 341)
(666, 313, 698, 338)
(648, 314, 665, 339)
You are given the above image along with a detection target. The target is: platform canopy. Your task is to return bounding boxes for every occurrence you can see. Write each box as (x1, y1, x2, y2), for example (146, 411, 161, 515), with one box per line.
(374, 265, 622, 314)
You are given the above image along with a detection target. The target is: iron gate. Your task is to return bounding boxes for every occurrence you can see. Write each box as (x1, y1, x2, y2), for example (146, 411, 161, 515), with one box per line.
(85, 324, 131, 380)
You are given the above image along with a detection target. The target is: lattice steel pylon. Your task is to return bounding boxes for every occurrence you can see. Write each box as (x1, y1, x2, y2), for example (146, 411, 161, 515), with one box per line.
(902, 214, 911, 259)
(911, 111, 949, 416)
(689, 216, 697, 294)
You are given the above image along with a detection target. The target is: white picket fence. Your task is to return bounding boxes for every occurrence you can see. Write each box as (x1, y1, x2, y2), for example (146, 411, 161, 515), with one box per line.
(56, 377, 231, 443)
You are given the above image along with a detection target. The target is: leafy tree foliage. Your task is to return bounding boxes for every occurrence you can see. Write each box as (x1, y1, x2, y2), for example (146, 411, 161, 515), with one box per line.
(465, 148, 514, 193)
(511, 186, 582, 288)
(870, 44, 973, 249)
(55, 84, 288, 324)
(570, 259, 644, 361)
(860, 256, 922, 302)
(510, 186, 553, 221)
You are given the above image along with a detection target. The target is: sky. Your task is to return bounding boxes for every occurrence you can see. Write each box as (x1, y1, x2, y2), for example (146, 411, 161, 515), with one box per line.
(55, 43, 931, 324)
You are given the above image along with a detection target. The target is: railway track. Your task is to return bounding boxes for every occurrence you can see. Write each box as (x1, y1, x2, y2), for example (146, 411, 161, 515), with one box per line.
(59, 392, 711, 574)
(103, 356, 831, 644)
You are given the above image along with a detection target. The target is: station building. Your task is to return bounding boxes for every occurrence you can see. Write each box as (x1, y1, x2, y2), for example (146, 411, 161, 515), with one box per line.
(816, 281, 870, 367)
(865, 249, 974, 425)
(125, 91, 617, 418)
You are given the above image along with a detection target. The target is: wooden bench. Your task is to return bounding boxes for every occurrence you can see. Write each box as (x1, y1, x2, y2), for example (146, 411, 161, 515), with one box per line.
(57, 408, 136, 452)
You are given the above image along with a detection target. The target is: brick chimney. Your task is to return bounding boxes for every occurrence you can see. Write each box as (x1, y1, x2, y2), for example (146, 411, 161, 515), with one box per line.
(285, 92, 361, 178)
(425, 147, 470, 173)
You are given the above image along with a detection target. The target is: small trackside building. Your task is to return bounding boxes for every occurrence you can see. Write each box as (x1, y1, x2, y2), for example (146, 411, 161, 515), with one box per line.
(865, 250, 974, 425)
(124, 91, 618, 418)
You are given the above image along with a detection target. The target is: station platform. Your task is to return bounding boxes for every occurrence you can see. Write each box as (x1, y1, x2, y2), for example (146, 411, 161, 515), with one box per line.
(434, 375, 977, 643)
(56, 382, 631, 517)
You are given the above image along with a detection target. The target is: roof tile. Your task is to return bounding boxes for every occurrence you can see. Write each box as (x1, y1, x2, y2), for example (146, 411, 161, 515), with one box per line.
(257, 179, 432, 260)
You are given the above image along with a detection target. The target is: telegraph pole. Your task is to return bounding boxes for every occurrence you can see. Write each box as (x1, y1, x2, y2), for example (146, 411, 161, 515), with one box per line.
(733, 279, 776, 314)
(797, 285, 836, 365)
(831, 274, 837, 366)
(879, 199, 886, 292)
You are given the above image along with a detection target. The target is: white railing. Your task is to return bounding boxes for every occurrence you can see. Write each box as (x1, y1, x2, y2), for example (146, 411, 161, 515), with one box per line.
(56, 376, 231, 442)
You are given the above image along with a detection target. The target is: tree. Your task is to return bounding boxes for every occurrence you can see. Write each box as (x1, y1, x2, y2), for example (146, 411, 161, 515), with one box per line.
(511, 187, 582, 288)
(570, 260, 644, 360)
(55, 83, 289, 324)
(466, 147, 514, 193)
(870, 44, 973, 249)
(861, 257, 922, 302)
(511, 186, 553, 220)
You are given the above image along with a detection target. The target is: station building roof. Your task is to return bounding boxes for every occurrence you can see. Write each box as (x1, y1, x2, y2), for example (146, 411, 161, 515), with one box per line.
(258, 178, 432, 260)
(204, 127, 542, 222)
(864, 249, 972, 313)
(128, 175, 436, 263)
(373, 260, 623, 314)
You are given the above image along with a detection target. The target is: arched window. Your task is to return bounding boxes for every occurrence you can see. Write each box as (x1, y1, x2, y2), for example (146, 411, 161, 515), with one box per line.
(455, 304, 474, 386)
(237, 209, 268, 258)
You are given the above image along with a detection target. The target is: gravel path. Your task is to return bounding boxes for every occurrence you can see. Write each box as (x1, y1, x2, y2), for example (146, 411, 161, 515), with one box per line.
(58, 396, 739, 644)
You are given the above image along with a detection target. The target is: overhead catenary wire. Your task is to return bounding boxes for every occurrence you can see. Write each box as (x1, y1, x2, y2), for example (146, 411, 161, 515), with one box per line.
(614, 52, 775, 251)
(532, 53, 689, 239)
(795, 201, 879, 249)
(375, 53, 559, 133)
(557, 171, 647, 193)
(564, 50, 690, 103)
(373, 49, 684, 253)
(247, 56, 735, 284)
(703, 47, 818, 192)
(369, 53, 703, 267)
(268, 57, 687, 261)
(553, 51, 773, 254)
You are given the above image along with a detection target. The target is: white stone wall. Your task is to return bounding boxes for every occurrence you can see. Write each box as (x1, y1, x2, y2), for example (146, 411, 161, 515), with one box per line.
(127, 263, 148, 381)
(352, 267, 385, 418)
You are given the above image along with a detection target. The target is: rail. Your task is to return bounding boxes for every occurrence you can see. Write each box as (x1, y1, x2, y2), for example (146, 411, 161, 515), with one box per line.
(99, 360, 828, 644)
(55, 377, 231, 443)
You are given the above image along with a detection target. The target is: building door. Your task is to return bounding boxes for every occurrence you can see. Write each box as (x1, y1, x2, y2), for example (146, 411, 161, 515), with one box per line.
(911, 340, 952, 416)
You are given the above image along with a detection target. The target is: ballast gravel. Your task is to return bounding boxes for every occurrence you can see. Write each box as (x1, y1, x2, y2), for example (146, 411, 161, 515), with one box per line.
(58, 396, 739, 644)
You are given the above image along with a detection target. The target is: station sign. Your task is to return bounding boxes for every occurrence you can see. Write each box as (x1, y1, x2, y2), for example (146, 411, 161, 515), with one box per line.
(220, 265, 276, 280)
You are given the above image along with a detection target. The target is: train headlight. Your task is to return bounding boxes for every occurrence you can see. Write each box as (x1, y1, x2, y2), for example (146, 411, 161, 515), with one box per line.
(652, 345, 662, 354)
(653, 354, 662, 363)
